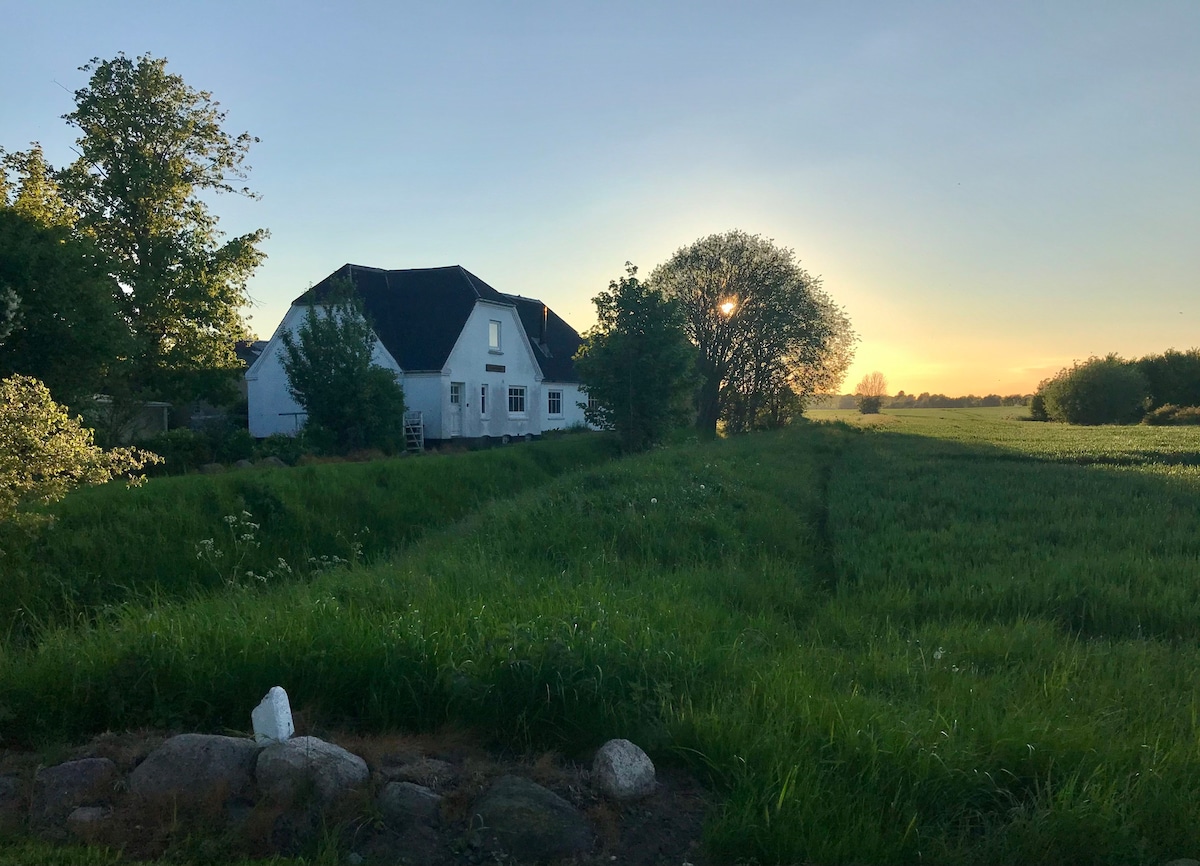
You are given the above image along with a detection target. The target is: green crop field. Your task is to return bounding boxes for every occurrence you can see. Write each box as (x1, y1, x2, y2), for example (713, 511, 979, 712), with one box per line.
(3, 411, 1200, 864)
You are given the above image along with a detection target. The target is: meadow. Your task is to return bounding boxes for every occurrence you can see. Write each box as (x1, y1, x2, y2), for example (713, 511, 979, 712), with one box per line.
(3, 410, 1200, 864)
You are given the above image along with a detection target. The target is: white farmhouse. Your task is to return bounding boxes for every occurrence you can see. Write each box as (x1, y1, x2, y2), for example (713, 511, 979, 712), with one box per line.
(246, 264, 591, 444)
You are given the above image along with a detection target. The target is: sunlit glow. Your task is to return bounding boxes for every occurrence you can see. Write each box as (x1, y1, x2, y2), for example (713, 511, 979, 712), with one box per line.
(720, 300, 736, 316)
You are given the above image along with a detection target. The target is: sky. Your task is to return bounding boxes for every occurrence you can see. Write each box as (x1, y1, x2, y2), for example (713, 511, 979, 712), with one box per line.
(2, 0, 1197, 396)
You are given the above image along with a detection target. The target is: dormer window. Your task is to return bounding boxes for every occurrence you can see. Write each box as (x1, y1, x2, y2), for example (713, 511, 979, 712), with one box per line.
(488, 320, 502, 352)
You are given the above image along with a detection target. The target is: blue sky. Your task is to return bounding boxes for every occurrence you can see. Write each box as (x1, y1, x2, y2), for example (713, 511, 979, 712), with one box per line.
(3, 1, 1197, 394)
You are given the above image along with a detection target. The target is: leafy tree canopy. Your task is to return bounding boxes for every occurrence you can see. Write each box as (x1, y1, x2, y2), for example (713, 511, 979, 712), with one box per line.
(650, 230, 855, 437)
(0, 147, 127, 406)
(58, 53, 267, 405)
(280, 280, 407, 454)
(574, 264, 695, 451)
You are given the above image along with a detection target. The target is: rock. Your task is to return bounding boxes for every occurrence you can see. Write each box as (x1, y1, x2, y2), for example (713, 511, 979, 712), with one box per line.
(128, 734, 259, 803)
(32, 758, 118, 823)
(381, 756, 454, 788)
(200, 462, 224, 474)
(257, 455, 287, 468)
(0, 775, 24, 831)
(234, 459, 255, 470)
(256, 736, 368, 807)
(66, 805, 111, 840)
(252, 686, 295, 744)
(378, 781, 441, 829)
(471, 775, 592, 862)
(592, 738, 656, 800)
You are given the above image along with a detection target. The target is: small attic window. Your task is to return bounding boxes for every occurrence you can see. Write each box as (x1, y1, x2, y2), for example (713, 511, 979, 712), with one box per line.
(489, 320, 501, 352)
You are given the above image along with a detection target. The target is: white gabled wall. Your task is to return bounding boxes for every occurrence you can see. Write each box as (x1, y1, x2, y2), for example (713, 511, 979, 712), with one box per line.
(443, 301, 545, 440)
(246, 305, 403, 439)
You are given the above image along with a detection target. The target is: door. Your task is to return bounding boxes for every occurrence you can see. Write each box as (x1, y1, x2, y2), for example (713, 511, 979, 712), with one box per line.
(448, 382, 464, 437)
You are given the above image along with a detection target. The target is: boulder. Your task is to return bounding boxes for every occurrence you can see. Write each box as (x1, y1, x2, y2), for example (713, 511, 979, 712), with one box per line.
(381, 755, 455, 788)
(32, 758, 118, 823)
(592, 738, 656, 800)
(234, 459, 255, 470)
(378, 781, 441, 829)
(256, 736, 368, 807)
(66, 805, 111, 841)
(0, 775, 23, 831)
(257, 455, 287, 468)
(471, 775, 592, 862)
(128, 734, 259, 803)
(200, 462, 224, 474)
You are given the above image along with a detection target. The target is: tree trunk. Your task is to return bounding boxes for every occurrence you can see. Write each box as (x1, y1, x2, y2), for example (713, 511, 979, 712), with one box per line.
(695, 374, 721, 439)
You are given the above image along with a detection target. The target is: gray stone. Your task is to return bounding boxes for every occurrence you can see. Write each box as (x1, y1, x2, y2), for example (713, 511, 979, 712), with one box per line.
(378, 781, 441, 829)
(256, 736, 368, 807)
(200, 462, 224, 474)
(381, 756, 454, 788)
(471, 775, 592, 862)
(32, 758, 118, 823)
(129, 734, 260, 803)
(234, 459, 255, 470)
(252, 685, 295, 744)
(66, 805, 111, 840)
(257, 455, 287, 468)
(0, 775, 24, 831)
(592, 738, 656, 800)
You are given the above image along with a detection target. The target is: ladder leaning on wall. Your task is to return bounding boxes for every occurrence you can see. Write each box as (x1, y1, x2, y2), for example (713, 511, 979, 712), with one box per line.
(403, 411, 424, 453)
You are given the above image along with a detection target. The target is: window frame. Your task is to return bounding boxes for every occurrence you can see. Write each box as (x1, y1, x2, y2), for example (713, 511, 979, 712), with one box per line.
(507, 385, 527, 416)
(480, 383, 489, 418)
(547, 389, 563, 417)
(488, 320, 502, 353)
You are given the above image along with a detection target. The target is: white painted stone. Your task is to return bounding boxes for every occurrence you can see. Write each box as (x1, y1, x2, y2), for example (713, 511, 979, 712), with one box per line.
(592, 738, 656, 800)
(252, 686, 295, 744)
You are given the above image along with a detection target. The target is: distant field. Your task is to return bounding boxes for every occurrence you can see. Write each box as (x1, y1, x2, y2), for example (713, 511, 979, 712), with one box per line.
(3, 411, 1200, 864)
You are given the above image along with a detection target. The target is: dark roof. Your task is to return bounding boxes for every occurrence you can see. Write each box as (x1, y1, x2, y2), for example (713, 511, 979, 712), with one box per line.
(234, 339, 267, 367)
(501, 294, 583, 382)
(292, 264, 580, 380)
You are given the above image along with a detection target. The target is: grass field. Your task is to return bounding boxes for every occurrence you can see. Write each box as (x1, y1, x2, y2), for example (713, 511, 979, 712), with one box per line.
(3, 411, 1200, 864)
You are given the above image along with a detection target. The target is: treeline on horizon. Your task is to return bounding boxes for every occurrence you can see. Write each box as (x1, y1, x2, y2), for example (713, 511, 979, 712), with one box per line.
(811, 391, 1031, 410)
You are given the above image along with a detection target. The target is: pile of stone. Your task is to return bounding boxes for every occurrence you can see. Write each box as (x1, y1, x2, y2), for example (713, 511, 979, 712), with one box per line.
(0, 686, 661, 864)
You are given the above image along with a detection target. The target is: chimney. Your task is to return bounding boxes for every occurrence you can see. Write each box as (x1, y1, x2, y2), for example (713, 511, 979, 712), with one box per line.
(540, 304, 548, 348)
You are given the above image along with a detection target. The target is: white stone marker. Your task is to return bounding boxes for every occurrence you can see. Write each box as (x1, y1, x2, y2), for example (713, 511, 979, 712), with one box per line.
(251, 686, 295, 744)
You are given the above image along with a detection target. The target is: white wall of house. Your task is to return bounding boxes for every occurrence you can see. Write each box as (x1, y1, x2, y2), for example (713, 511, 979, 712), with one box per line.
(247, 298, 591, 442)
(443, 300, 544, 441)
(245, 305, 403, 438)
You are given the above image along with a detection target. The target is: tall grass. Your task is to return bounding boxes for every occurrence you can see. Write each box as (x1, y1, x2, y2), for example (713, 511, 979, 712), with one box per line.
(3, 414, 1200, 863)
(0, 435, 615, 641)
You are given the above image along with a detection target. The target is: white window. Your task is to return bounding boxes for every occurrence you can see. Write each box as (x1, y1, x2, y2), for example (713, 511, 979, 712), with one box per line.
(508, 386, 526, 414)
(489, 320, 501, 352)
(480, 384, 489, 417)
(548, 389, 563, 416)
(587, 392, 600, 413)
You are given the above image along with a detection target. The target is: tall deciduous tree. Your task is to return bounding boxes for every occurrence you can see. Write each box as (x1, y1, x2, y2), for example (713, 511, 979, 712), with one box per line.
(0, 146, 127, 405)
(280, 280, 407, 454)
(574, 264, 695, 451)
(650, 230, 856, 438)
(58, 53, 267, 405)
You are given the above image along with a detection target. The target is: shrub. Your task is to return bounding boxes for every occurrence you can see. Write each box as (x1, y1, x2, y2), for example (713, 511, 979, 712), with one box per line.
(1037, 355, 1149, 425)
(1142, 404, 1200, 426)
(1028, 392, 1048, 421)
(1136, 349, 1200, 410)
(857, 395, 883, 415)
(0, 374, 160, 523)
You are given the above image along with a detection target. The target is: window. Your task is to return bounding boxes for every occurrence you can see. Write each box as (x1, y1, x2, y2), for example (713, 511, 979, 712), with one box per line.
(547, 389, 563, 416)
(587, 392, 600, 413)
(488, 320, 501, 352)
(508, 386, 526, 414)
(480, 384, 488, 417)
